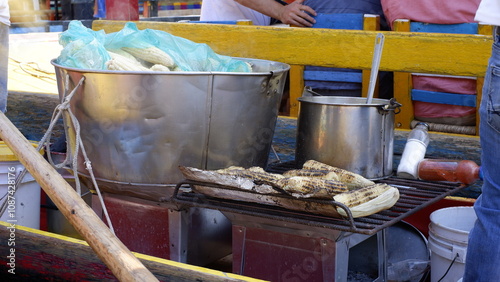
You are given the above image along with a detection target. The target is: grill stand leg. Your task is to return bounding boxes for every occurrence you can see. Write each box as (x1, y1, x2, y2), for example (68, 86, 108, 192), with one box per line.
(168, 209, 187, 263)
(335, 232, 376, 281)
(336, 230, 388, 281)
(375, 228, 388, 281)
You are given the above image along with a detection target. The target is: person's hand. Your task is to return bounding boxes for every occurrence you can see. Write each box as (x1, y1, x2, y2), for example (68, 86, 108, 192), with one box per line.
(278, 0, 317, 27)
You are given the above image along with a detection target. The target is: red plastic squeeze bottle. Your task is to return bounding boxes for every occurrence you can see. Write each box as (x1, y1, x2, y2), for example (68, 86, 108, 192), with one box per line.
(417, 159, 482, 185)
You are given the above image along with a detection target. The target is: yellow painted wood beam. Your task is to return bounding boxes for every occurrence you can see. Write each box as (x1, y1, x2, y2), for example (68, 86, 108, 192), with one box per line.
(0, 221, 265, 281)
(392, 19, 413, 130)
(289, 65, 304, 117)
(93, 20, 493, 77)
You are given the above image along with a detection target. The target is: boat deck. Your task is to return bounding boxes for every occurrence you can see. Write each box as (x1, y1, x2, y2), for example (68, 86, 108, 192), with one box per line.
(6, 32, 482, 199)
(2, 30, 482, 281)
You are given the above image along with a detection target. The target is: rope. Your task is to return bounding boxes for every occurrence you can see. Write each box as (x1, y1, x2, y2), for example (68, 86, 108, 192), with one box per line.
(411, 120, 476, 135)
(60, 75, 115, 235)
(9, 57, 56, 81)
(0, 75, 115, 235)
(19, 61, 56, 81)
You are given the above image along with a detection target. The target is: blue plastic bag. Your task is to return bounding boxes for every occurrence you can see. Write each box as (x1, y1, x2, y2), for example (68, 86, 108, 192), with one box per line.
(56, 21, 251, 72)
(57, 21, 110, 70)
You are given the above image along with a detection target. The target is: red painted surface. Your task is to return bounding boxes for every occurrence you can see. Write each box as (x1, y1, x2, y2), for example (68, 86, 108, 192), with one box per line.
(105, 0, 139, 20)
(230, 197, 475, 281)
(39, 190, 48, 231)
(402, 197, 475, 238)
(101, 195, 170, 259)
(232, 225, 336, 281)
(14, 251, 116, 281)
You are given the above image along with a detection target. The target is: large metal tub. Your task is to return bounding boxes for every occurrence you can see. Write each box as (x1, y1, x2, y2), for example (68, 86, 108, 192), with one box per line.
(52, 58, 289, 194)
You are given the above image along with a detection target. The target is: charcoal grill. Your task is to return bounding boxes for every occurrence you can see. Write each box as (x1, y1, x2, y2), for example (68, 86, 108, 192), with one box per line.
(173, 180, 465, 281)
(172, 162, 466, 281)
(171, 161, 466, 281)
(172, 167, 465, 235)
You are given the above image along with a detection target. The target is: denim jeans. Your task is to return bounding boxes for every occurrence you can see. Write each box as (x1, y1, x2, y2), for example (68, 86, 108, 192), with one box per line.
(0, 23, 7, 113)
(463, 28, 500, 281)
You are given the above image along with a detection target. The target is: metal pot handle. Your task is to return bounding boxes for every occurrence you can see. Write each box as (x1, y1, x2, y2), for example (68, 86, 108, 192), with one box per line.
(382, 98, 402, 114)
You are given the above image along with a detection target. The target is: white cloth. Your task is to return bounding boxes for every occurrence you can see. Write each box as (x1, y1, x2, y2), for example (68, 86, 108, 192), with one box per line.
(200, 0, 271, 26)
(0, 0, 9, 26)
(475, 0, 500, 26)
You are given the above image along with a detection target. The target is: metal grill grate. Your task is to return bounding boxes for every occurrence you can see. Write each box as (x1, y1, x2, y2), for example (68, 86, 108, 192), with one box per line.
(172, 161, 466, 235)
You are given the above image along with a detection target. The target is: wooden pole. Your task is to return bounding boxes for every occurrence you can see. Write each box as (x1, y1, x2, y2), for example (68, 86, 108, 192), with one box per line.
(0, 112, 158, 282)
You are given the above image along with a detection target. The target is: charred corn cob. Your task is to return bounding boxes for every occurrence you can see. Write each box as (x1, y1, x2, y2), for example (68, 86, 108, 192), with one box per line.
(216, 167, 284, 186)
(122, 46, 175, 68)
(333, 183, 399, 218)
(276, 176, 348, 199)
(248, 166, 267, 173)
(215, 166, 245, 173)
(106, 51, 150, 71)
(302, 160, 375, 190)
(283, 169, 340, 181)
(333, 183, 393, 207)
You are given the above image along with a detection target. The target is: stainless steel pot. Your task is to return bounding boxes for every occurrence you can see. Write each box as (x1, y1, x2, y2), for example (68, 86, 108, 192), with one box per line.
(295, 95, 401, 180)
(52, 58, 289, 186)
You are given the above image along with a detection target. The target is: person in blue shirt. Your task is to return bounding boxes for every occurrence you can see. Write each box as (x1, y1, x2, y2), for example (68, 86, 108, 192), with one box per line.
(236, 0, 387, 29)
(234, 0, 316, 26)
(94, 0, 106, 19)
(237, 0, 391, 98)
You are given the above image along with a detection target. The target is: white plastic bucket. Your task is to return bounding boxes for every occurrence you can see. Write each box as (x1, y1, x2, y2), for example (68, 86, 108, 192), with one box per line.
(0, 142, 41, 229)
(428, 206, 477, 282)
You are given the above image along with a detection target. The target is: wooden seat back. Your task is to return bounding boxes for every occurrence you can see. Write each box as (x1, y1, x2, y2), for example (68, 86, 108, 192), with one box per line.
(393, 19, 493, 135)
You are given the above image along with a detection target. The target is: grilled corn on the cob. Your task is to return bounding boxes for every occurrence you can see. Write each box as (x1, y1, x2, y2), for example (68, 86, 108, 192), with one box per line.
(302, 160, 375, 190)
(217, 167, 284, 186)
(333, 183, 399, 217)
(248, 166, 267, 173)
(283, 169, 340, 181)
(216, 166, 245, 173)
(332, 183, 392, 207)
(276, 176, 348, 199)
